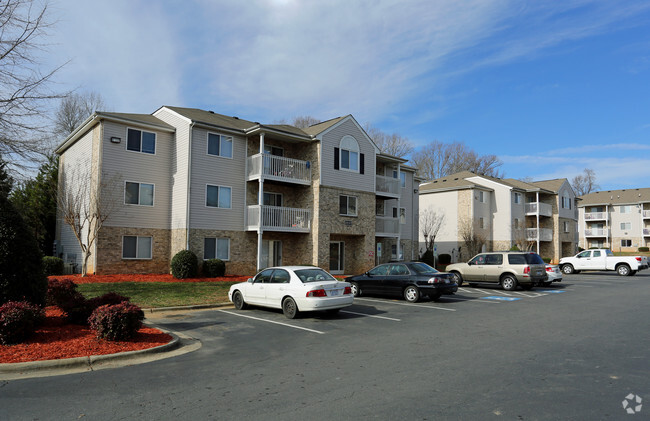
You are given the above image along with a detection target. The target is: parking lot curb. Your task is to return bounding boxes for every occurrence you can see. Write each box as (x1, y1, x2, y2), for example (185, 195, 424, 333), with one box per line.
(144, 302, 232, 313)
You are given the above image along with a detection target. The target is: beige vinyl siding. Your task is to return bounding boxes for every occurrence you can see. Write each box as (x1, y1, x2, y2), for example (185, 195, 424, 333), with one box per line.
(100, 121, 172, 229)
(319, 118, 375, 192)
(188, 127, 246, 230)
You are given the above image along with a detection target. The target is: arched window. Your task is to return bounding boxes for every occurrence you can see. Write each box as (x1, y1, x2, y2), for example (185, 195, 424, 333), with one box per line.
(339, 135, 359, 172)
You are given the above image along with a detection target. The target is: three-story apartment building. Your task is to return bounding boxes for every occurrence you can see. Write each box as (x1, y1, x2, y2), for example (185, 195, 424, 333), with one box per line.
(578, 188, 650, 251)
(418, 171, 578, 263)
(54, 107, 419, 275)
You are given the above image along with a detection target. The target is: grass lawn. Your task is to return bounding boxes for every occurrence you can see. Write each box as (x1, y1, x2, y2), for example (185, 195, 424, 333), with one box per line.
(77, 281, 238, 308)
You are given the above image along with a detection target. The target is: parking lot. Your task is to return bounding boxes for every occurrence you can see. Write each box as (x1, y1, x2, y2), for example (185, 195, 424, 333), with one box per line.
(2, 271, 649, 420)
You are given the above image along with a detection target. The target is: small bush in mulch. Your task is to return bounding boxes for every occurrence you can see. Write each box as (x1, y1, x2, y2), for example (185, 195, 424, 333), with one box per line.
(0, 301, 45, 345)
(202, 259, 226, 277)
(88, 302, 144, 341)
(171, 250, 199, 279)
(42, 256, 65, 276)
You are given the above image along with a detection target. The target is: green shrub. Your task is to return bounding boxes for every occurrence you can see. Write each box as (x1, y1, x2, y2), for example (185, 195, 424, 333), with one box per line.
(88, 302, 144, 341)
(42, 256, 64, 276)
(639, 247, 649, 252)
(0, 301, 44, 345)
(0, 196, 47, 306)
(202, 259, 226, 277)
(171, 250, 198, 279)
(438, 253, 451, 265)
(542, 257, 552, 263)
(510, 245, 521, 251)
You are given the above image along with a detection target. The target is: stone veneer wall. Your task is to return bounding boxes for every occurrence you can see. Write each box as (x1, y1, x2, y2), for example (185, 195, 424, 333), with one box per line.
(96, 227, 171, 274)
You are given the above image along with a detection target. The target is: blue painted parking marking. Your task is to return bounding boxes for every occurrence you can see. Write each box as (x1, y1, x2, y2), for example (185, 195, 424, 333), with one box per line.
(480, 296, 521, 302)
(544, 290, 565, 294)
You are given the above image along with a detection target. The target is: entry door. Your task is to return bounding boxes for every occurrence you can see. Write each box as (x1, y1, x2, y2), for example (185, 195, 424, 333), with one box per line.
(329, 242, 345, 274)
(262, 240, 282, 268)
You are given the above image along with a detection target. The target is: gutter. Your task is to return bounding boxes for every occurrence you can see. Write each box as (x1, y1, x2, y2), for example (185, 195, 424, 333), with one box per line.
(185, 122, 195, 250)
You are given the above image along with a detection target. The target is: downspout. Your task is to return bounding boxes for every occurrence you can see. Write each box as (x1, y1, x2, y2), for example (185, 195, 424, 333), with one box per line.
(397, 164, 401, 260)
(93, 122, 104, 274)
(536, 192, 540, 254)
(186, 122, 195, 250)
(257, 133, 265, 270)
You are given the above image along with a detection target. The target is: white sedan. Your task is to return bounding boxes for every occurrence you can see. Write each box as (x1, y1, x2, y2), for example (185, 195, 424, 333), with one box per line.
(228, 266, 354, 319)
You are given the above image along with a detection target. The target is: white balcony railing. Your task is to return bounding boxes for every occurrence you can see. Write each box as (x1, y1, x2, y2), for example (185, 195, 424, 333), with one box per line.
(643, 210, 650, 218)
(585, 228, 608, 237)
(246, 205, 311, 232)
(643, 228, 650, 236)
(247, 153, 311, 185)
(584, 212, 608, 221)
(525, 202, 552, 217)
(375, 216, 400, 236)
(526, 228, 553, 241)
(376, 175, 400, 197)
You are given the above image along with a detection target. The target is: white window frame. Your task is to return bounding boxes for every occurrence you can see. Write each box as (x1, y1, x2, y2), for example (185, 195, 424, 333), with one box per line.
(124, 181, 154, 206)
(620, 222, 632, 230)
(203, 237, 231, 261)
(400, 208, 406, 224)
(563, 221, 570, 233)
(514, 192, 522, 204)
(621, 239, 632, 247)
(620, 205, 632, 214)
(339, 135, 360, 173)
(400, 171, 406, 188)
(478, 191, 486, 203)
(126, 127, 156, 155)
(122, 235, 153, 260)
(339, 195, 357, 216)
(206, 184, 232, 209)
(207, 132, 233, 158)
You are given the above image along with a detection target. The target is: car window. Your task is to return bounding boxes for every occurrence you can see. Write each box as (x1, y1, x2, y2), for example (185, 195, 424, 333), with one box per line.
(593, 250, 601, 257)
(389, 264, 410, 275)
(469, 255, 486, 265)
(368, 265, 390, 276)
(523, 253, 545, 264)
(410, 262, 438, 274)
(255, 269, 274, 283)
(271, 269, 290, 283)
(485, 254, 503, 265)
(577, 251, 591, 258)
(295, 268, 336, 283)
(507, 254, 526, 265)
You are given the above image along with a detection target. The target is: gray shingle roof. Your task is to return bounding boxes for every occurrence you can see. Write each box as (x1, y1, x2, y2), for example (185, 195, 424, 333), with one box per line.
(578, 188, 650, 206)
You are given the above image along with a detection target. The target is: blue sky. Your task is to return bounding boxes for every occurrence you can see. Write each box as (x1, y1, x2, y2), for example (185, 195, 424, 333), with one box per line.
(44, 0, 650, 190)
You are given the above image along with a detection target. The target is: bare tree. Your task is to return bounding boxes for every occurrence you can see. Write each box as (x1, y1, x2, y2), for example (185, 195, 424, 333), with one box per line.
(54, 91, 106, 137)
(364, 123, 413, 158)
(458, 217, 488, 260)
(420, 207, 445, 252)
(571, 168, 599, 196)
(410, 141, 504, 181)
(512, 224, 535, 252)
(57, 169, 117, 276)
(274, 116, 321, 129)
(1, 0, 65, 167)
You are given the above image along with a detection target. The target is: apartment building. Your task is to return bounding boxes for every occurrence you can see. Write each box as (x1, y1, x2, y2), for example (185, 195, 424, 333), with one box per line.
(54, 107, 419, 275)
(578, 188, 650, 251)
(418, 171, 578, 263)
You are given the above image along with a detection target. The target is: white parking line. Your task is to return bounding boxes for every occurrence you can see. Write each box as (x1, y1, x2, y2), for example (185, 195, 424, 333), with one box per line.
(511, 291, 546, 298)
(218, 310, 325, 334)
(340, 310, 401, 321)
(441, 296, 501, 304)
(355, 297, 456, 311)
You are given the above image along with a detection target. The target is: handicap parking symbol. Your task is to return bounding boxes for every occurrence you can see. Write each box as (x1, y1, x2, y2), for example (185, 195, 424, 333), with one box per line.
(544, 290, 565, 294)
(480, 296, 521, 302)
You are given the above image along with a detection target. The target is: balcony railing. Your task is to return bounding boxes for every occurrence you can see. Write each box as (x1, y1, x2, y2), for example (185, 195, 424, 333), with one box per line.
(525, 202, 552, 217)
(643, 210, 650, 219)
(246, 205, 311, 232)
(585, 228, 608, 237)
(376, 175, 400, 197)
(643, 228, 650, 236)
(375, 216, 399, 236)
(247, 153, 311, 185)
(526, 228, 553, 241)
(584, 212, 608, 221)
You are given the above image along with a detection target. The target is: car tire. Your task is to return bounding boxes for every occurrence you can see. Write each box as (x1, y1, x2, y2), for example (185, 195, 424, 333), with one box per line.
(501, 275, 518, 291)
(232, 291, 248, 310)
(350, 282, 361, 297)
(429, 291, 442, 302)
(451, 272, 463, 287)
(282, 297, 299, 319)
(617, 264, 631, 276)
(561, 264, 574, 275)
(403, 285, 420, 303)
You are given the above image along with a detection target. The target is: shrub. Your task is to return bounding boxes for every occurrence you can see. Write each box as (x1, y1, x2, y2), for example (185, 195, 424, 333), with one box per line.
(87, 292, 130, 309)
(0, 301, 44, 345)
(438, 253, 451, 265)
(542, 257, 552, 264)
(171, 250, 198, 279)
(202, 259, 226, 277)
(0, 196, 47, 306)
(89, 302, 144, 341)
(509, 245, 521, 251)
(47, 279, 130, 325)
(639, 247, 649, 252)
(42, 256, 65, 276)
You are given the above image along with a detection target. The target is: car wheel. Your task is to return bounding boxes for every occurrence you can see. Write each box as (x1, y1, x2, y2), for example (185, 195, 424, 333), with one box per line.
(451, 272, 463, 287)
(501, 275, 518, 291)
(617, 264, 630, 276)
(403, 285, 420, 303)
(429, 291, 442, 302)
(350, 282, 361, 297)
(561, 264, 574, 275)
(282, 297, 299, 319)
(232, 291, 248, 310)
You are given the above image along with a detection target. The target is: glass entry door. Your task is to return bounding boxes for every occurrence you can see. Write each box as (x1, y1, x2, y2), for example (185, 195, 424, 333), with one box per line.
(262, 240, 282, 268)
(329, 242, 344, 274)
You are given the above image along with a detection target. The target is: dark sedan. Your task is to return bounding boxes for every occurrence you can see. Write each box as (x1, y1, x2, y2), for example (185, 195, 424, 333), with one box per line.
(345, 262, 458, 303)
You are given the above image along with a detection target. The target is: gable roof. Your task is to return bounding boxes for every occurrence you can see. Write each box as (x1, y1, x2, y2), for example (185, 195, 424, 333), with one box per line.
(578, 188, 650, 206)
(160, 106, 258, 131)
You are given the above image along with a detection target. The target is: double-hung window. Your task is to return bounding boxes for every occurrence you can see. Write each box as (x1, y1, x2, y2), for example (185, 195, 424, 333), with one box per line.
(206, 185, 232, 208)
(620, 222, 631, 230)
(122, 236, 152, 259)
(514, 193, 522, 204)
(339, 136, 359, 172)
(339, 195, 357, 216)
(207, 133, 233, 158)
(620, 205, 632, 214)
(204, 238, 230, 260)
(127, 128, 156, 154)
(125, 182, 154, 206)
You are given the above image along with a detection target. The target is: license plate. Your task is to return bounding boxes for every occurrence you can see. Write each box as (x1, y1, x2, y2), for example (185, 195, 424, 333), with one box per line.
(536, 271, 542, 275)
(329, 289, 342, 296)
(445, 279, 450, 284)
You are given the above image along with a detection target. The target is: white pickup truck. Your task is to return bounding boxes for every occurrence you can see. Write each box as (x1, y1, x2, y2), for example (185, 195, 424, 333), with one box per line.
(559, 249, 649, 276)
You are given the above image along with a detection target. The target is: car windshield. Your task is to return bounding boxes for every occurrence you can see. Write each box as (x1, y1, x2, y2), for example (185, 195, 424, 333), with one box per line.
(295, 268, 336, 283)
(410, 262, 439, 275)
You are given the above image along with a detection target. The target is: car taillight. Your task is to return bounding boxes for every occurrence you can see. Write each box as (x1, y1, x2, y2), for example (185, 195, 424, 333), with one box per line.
(427, 277, 442, 284)
(306, 289, 327, 297)
(344, 286, 352, 294)
(636, 257, 642, 262)
(524, 266, 530, 274)
(546, 267, 553, 272)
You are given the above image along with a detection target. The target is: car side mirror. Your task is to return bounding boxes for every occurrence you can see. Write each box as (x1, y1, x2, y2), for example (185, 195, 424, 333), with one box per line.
(365, 271, 371, 276)
(247, 278, 254, 283)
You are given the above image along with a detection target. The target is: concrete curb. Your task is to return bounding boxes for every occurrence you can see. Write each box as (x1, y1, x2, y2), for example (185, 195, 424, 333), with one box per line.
(144, 302, 232, 313)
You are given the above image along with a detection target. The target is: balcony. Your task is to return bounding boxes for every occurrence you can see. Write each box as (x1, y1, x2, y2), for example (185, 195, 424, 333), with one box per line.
(643, 210, 650, 219)
(525, 202, 552, 217)
(643, 228, 650, 237)
(376, 175, 400, 198)
(584, 212, 608, 221)
(584, 228, 609, 237)
(375, 216, 399, 237)
(526, 228, 553, 242)
(246, 205, 311, 232)
(247, 153, 311, 185)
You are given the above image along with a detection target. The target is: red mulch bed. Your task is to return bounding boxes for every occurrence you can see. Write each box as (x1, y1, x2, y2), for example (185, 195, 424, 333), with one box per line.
(49, 273, 251, 284)
(0, 307, 172, 364)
